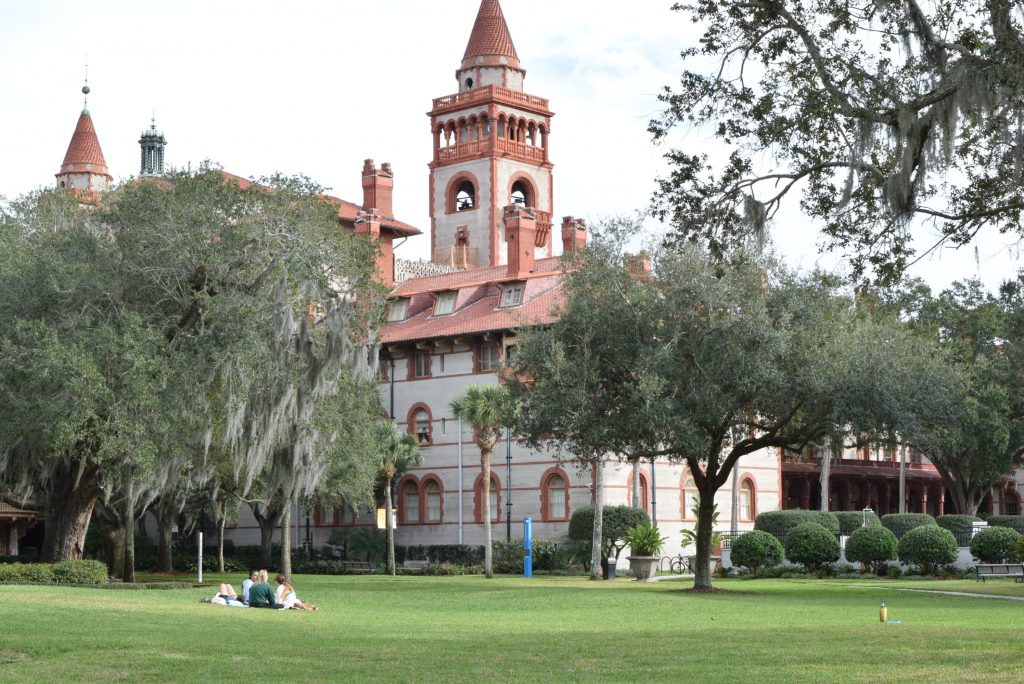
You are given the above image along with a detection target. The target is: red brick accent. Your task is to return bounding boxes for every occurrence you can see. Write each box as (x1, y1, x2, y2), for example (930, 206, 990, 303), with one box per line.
(361, 159, 394, 218)
(504, 205, 537, 278)
(473, 472, 501, 523)
(561, 216, 587, 255)
(58, 112, 112, 178)
(539, 466, 570, 522)
(398, 475, 422, 525)
(420, 475, 445, 523)
(463, 0, 520, 67)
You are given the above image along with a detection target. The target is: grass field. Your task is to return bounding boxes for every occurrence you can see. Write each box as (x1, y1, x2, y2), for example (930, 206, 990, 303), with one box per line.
(2, 574, 1023, 683)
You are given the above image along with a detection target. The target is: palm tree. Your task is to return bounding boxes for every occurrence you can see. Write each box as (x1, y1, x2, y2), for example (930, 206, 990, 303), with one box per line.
(376, 422, 422, 575)
(451, 384, 516, 579)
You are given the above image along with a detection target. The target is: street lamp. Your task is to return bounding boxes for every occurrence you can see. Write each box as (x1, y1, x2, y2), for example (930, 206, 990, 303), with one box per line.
(506, 427, 512, 543)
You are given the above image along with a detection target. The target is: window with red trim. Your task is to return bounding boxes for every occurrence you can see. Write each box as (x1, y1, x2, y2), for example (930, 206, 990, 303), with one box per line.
(414, 351, 432, 379)
(424, 480, 443, 522)
(545, 474, 568, 521)
(402, 481, 421, 524)
(739, 479, 756, 521)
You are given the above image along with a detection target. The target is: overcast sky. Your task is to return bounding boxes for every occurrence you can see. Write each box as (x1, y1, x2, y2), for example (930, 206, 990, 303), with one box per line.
(1, 0, 1021, 292)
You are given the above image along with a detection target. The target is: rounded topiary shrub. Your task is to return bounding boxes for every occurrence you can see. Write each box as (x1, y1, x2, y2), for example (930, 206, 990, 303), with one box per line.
(969, 526, 1020, 563)
(844, 525, 898, 575)
(936, 514, 982, 535)
(784, 522, 840, 572)
(568, 505, 649, 560)
(730, 530, 785, 573)
(834, 511, 881, 535)
(755, 510, 840, 539)
(881, 513, 937, 536)
(897, 525, 958, 574)
(986, 515, 1024, 534)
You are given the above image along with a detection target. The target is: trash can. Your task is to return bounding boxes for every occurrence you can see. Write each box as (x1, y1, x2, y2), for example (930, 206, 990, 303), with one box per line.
(602, 557, 616, 580)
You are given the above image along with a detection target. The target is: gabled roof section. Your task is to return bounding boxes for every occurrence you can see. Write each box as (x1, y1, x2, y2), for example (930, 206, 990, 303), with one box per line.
(59, 111, 112, 178)
(463, 0, 520, 68)
(392, 256, 562, 297)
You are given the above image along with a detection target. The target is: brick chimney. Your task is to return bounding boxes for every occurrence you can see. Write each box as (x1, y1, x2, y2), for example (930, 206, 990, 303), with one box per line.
(561, 216, 587, 255)
(355, 209, 394, 288)
(361, 159, 394, 217)
(624, 251, 652, 281)
(504, 204, 537, 278)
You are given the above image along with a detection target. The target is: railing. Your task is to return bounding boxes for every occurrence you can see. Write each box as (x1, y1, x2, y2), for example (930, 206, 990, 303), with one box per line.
(437, 137, 548, 164)
(781, 453, 931, 470)
(432, 85, 550, 111)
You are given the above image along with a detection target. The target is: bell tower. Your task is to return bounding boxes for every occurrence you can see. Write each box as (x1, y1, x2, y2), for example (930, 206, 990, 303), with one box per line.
(56, 81, 113, 193)
(428, 0, 554, 269)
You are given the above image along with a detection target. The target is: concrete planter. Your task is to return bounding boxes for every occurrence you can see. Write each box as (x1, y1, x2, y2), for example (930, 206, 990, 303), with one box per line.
(627, 555, 659, 580)
(688, 555, 722, 578)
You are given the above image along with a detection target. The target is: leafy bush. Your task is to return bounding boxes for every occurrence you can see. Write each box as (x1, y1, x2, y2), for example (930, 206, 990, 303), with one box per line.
(1017, 535, 1024, 560)
(986, 516, 1024, 534)
(897, 525, 958, 574)
(729, 531, 784, 573)
(834, 511, 881, 535)
(568, 506, 650, 560)
(395, 544, 485, 566)
(844, 525, 898, 575)
(0, 560, 108, 585)
(881, 513, 937, 536)
(886, 565, 903, 578)
(624, 523, 668, 556)
(969, 526, 1020, 563)
(936, 514, 982, 535)
(491, 540, 524, 574)
(755, 510, 840, 538)
(783, 522, 840, 572)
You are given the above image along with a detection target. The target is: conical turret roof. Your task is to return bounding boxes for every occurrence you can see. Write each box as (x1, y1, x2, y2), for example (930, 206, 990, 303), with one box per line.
(462, 0, 520, 68)
(59, 110, 112, 178)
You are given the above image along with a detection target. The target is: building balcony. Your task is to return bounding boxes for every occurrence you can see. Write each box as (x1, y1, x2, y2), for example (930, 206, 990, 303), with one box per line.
(781, 453, 941, 480)
(431, 85, 551, 116)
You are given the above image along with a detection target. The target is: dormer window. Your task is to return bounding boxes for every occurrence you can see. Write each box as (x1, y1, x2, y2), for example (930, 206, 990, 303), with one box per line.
(501, 282, 524, 308)
(387, 298, 409, 322)
(434, 291, 456, 316)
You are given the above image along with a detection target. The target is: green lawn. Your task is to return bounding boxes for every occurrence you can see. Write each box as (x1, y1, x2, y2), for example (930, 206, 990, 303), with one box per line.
(2, 575, 1023, 682)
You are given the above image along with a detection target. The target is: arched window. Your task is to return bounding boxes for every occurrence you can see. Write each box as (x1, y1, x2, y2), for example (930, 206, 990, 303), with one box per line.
(456, 182, 475, 210)
(510, 180, 531, 207)
(413, 409, 431, 445)
(739, 479, 756, 521)
(639, 473, 650, 514)
(465, 77, 474, 89)
(682, 477, 699, 520)
(402, 480, 421, 524)
(474, 474, 501, 523)
(541, 470, 570, 521)
(424, 479, 443, 522)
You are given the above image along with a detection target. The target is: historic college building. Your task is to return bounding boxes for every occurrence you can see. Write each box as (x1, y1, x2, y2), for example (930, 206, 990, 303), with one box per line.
(10, 0, 1021, 561)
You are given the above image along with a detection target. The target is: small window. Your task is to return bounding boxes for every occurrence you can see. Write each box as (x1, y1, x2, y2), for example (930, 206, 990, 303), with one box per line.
(434, 291, 456, 316)
(480, 343, 500, 372)
(465, 77, 474, 89)
(378, 360, 389, 383)
(425, 481, 442, 522)
(403, 482, 420, 523)
(740, 479, 755, 521)
(414, 351, 431, 378)
(510, 180, 531, 207)
(504, 344, 518, 366)
(501, 283, 524, 307)
(456, 181, 475, 211)
(387, 298, 408, 322)
(414, 409, 432, 445)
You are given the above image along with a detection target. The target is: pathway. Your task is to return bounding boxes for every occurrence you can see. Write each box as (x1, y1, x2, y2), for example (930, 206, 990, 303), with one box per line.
(843, 584, 1024, 601)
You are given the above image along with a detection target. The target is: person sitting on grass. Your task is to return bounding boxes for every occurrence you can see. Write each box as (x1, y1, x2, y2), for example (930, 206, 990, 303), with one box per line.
(241, 569, 259, 604)
(274, 574, 318, 612)
(247, 570, 285, 609)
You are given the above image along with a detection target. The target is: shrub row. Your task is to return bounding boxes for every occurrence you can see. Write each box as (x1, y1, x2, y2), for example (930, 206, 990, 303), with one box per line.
(833, 511, 881, 535)
(936, 514, 982, 534)
(986, 516, 1024, 534)
(754, 510, 840, 537)
(880, 513, 937, 535)
(845, 525, 898, 575)
(395, 544, 485, 566)
(0, 560, 109, 584)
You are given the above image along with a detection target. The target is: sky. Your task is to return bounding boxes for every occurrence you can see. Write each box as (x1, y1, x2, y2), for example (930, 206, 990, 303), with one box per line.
(1, 0, 1021, 293)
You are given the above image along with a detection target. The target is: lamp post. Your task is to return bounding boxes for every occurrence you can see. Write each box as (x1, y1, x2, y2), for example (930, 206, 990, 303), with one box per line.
(506, 427, 512, 543)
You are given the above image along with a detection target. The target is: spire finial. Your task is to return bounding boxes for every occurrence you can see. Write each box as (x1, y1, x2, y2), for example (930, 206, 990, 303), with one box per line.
(81, 58, 90, 112)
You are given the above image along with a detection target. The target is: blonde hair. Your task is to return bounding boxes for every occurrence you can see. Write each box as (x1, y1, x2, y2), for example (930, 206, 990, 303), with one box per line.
(257, 569, 269, 584)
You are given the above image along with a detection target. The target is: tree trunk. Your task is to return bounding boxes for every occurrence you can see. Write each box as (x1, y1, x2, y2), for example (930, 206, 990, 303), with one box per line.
(102, 524, 125, 579)
(631, 460, 640, 508)
(385, 476, 396, 576)
(280, 499, 292, 578)
(156, 505, 175, 573)
(251, 500, 283, 568)
(217, 507, 226, 574)
(482, 448, 493, 579)
(693, 486, 716, 589)
(590, 458, 604, 580)
(40, 468, 100, 562)
(121, 483, 136, 583)
(899, 444, 907, 513)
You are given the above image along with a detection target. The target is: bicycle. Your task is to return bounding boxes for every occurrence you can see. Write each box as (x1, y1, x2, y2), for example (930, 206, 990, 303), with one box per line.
(659, 554, 690, 574)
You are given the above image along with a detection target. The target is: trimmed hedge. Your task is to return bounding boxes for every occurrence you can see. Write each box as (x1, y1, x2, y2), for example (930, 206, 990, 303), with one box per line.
(0, 560, 108, 585)
(936, 515, 982, 535)
(568, 506, 650, 559)
(833, 511, 881, 535)
(491, 539, 575, 574)
(986, 516, 1024, 534)
(783, 522, 840, 572)
(881, 513, 937, 536)
(844, 525, 898, 575)
(730, 531, 784, 573)
(969, 526, 1020, 563)
(897, 525, 958, 574)
(755, 510, 840, 538)
(395, 544, 485, 566)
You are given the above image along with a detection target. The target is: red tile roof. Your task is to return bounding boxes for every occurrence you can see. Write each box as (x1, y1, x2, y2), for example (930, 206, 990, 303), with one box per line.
(382, 261, 566, 344)
(464, 0, 519, 66)
(59, 111, 112, 178)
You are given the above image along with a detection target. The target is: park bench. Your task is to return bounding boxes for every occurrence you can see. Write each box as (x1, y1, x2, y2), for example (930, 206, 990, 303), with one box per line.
(340, 561, 372, 574)
(402, 560, 430, 572)
(975, 563, 1024, 582)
